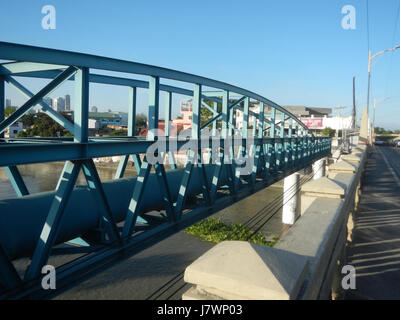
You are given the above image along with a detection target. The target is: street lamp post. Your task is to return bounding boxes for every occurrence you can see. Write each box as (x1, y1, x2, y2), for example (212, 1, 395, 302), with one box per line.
(366, 45, 400, 144)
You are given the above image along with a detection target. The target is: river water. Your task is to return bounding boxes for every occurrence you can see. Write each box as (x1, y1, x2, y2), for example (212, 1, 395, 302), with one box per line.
(0, 162, 284, 238)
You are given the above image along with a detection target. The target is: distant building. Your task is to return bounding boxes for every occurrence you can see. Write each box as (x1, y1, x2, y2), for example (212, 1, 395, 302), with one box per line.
(282, 105, 353, 135)
(174, 97, 262, 135)
(138, 120, 178, 137)
(282, 106, 332, 118)
(89, 118, 100, 130)
(91, 106, 98, 113)
(52, 97, 65, 112)
(65, 94, 71, 111)
(5, 121, 23, 138)
(5, 99, 11, 108)
(111, 111, 128, 126)
(88, 112, 122, 126)
(171, 100, 193, 132)
(43, 97, 52, 107)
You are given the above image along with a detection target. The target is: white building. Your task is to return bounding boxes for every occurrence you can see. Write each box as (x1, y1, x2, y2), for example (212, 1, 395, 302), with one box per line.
(52, 97, 65, 112)
(5, 121, 23, 138)
(89, 118, 100, 130)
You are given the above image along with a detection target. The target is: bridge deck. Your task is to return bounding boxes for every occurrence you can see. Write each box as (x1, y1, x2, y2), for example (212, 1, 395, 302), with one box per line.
(345, 146, 400, 299)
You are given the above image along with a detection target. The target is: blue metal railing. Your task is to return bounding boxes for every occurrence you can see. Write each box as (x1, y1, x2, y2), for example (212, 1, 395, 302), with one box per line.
(0, 41, 331, 299)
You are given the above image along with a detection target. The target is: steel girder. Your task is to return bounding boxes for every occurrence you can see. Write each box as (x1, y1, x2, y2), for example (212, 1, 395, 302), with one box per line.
(0, 42, 331, 299)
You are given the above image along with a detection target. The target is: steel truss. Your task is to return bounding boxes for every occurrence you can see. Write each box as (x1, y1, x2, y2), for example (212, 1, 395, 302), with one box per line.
(0, 42, 331, 299)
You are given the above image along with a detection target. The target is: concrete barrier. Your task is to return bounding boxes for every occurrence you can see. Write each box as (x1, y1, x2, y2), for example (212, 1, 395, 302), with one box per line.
(182, 145, 367, 300)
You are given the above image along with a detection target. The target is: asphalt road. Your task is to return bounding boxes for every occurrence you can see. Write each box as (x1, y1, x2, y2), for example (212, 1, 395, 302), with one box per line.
(345, 146, 400, 299)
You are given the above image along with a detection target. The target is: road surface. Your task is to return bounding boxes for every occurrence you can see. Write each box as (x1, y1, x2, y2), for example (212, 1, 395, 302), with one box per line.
(345, 146, 400, 299)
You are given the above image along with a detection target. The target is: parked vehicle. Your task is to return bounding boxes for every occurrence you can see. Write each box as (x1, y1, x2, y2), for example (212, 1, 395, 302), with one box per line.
(393, 139, 400, 147)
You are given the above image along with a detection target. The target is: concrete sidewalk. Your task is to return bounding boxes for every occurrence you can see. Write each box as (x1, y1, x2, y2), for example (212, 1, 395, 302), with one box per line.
(345, 146, 400, 300)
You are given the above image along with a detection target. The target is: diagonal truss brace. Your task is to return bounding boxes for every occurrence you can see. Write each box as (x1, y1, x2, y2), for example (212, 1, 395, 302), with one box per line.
(3, 165, 29, 197)
(0, 66, 77, 134)
(121, 156, 175, 239)
(5, 76, 74, 133)
(25, 159, 122, 281)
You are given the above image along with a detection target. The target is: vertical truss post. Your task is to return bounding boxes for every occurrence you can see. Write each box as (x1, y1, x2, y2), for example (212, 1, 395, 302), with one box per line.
(25, 161, 81, 281)
(236, 97, 249, 187)
(130, 86, 142, 174)
(221, 90, 235, 194)
(192, 85, 201, 140)
(4, 166, 29, 197)
(0, 75, 4, 139)
(212, 101, 217, 135)
(210, 91, 229, 201)
(115, 86, 139, 179)
(286, 118, 293, 169)
(258, 102, 265, 176)
(303, 129, 307, 163)
(267, 107, 276, 174)
(300, 128, 303, 163)
(252, 116, 257, 137)
(128, 86, 137, 137)
(192, 84, 210, 204)
(251, 102, 264, 185)
(294, 122, 299, 166)
(74, 67, 89, 143)
(165, 91, 176, 169)
(147, 76, 160, 141)
(276, 112, 284, 169)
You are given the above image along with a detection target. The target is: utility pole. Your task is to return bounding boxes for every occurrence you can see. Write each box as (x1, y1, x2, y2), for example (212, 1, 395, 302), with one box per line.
(366, 45, 400, 144)
(333, 106, 347, 138)
(352, 77, 356, 129)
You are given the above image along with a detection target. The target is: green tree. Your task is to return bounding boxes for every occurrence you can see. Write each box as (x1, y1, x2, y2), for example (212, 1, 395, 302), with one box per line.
(18, 113, 72, 137)
(109, 129, 127, 136)
(201, 100, 222, 128)
(321, 127, 335, 137)
(5, 107, 17, 117)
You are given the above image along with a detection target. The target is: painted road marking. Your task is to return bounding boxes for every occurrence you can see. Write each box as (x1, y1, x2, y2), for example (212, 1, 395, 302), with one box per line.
(376, 147, 400, 187)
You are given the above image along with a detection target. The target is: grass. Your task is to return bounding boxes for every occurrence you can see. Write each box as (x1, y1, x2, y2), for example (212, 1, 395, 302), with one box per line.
(184, 218, 278, 247)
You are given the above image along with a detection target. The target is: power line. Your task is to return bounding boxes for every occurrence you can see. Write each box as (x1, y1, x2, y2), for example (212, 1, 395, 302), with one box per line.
(385, 0, 400, 97)
(366, 0, 371, 52)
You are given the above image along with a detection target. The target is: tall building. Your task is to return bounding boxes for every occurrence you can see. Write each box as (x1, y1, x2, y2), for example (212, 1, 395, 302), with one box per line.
(64, 94, 71, 111)
(53, 97, 65, 112)
(43, 97, 52, 107)
(5, 99, 11, 108)
(91, 106, 98, 113)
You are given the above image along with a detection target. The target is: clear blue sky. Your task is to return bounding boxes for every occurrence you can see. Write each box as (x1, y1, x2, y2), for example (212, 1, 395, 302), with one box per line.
(1, 0, 400, 129)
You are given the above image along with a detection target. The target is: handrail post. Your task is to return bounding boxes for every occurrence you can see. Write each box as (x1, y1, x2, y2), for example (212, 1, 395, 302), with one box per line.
(74, 67, 89, 143)
(0, 76, 4, 139)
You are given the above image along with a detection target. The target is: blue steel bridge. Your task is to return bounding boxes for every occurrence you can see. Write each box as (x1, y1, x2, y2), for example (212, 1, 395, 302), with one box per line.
(0, 42, 331, 299)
